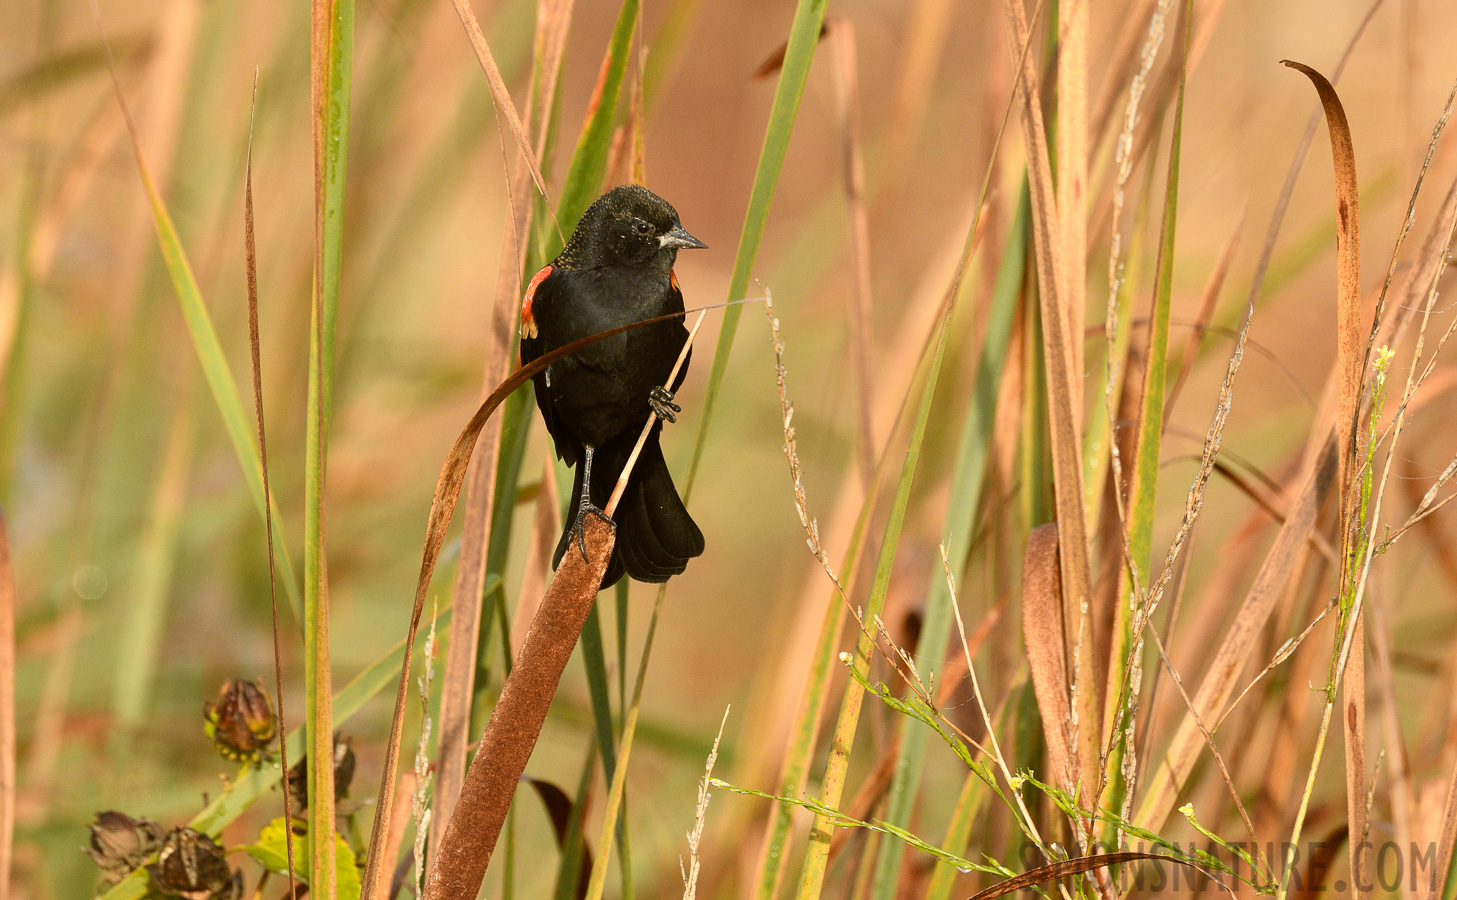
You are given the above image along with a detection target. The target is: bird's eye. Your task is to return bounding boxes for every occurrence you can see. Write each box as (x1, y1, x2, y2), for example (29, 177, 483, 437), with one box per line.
(633, 221, 651, 235)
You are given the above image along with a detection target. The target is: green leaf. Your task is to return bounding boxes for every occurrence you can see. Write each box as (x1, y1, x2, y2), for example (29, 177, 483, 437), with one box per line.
(245, 818, 361, 899)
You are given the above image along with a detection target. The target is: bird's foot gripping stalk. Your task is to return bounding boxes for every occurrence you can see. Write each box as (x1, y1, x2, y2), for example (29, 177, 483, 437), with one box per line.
(573, 444, 615, 561)
(649, 385, 681, 424)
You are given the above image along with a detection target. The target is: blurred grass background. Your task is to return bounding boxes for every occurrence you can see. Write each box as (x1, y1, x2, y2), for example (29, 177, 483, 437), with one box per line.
(5, 0, 1457, 896)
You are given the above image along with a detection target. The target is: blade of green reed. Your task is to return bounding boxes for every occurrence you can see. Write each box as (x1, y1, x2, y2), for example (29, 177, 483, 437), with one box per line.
(581, 607, 618, 776)
(103, 59, 304, 620)
(98, 597, 465, 900)
(795, 313, 953, 900)
(684, 0, 829, 493)
(306, 0, 354, 893)
(868, 184, 1029, 900)
(1101, 0, 1190, 840)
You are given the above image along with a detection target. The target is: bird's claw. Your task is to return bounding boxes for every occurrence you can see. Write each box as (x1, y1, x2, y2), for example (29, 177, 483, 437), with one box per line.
(572, 501, 615, 561)
(649, 385, 681, 423)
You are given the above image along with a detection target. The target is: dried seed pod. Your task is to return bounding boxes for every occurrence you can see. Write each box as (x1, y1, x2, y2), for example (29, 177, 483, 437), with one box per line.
(286, 732, 355, 811)
(147, 827, 241, 899)
(203, 679, 277, 764)
(84, 810, 163, 883)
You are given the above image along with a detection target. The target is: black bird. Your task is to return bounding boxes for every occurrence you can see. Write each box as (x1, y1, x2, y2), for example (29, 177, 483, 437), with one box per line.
(519, 184, 708, 588)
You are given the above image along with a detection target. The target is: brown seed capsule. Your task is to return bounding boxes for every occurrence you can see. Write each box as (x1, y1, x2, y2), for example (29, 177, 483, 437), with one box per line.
(84, 810, 163, 883)
(147, 827, 241, 899)
(203, 679, 277, 764)
(286, 732, 355, 811)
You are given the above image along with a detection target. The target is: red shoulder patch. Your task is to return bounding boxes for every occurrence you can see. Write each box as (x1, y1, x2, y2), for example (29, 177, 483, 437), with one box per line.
(670, 268, 680, 293)
(520, 265, 553, 339)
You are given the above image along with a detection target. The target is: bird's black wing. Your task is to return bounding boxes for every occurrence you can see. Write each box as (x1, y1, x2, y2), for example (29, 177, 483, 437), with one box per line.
(518, 263, 578, 466)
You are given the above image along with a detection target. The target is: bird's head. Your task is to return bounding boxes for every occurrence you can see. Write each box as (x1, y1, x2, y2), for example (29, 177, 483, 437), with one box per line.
(559, 184, 707, 272)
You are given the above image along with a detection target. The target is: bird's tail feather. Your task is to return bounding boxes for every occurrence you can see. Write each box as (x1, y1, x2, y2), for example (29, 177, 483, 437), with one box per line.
(551, 433, 703, 589)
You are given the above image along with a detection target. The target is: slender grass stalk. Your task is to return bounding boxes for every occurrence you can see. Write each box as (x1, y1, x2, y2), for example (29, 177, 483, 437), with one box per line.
(305, 0, 354, 893)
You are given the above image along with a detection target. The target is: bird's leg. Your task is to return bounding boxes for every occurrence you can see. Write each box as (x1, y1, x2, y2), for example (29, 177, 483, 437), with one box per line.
(573, 444, 610, 560)
(649, 385, 681, 424)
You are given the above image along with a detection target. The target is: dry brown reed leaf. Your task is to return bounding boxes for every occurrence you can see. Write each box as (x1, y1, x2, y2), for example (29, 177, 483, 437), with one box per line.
(1233, 0, 1382, 331)
(1282, 60, 1363, 550)
(244, 76, 296, 897)
(1020, 524, 1076, 797)
(1057, 0, 1089, 423)
(447, 0, 548, 198)
(0, 514, 13, 900)
(422, 513, 615, 900)
(828, 18, 877, 487)
(1001, 0, 1100, 827)
(1283, 59, 1366, 897)
(380, 768, 418, 899)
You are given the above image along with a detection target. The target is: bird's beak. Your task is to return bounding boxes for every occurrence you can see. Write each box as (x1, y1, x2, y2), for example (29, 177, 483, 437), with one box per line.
(659, 225, 708, 251)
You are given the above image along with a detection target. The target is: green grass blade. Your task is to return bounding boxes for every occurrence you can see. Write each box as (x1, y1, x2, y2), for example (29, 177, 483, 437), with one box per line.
(97, 596, 464, 900)
(868, 184, 1029, 900)
(684, 0, 830, 495)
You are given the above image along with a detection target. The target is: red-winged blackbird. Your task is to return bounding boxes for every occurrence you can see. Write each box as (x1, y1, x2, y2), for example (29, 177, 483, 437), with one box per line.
(519, 184, 707, 588)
